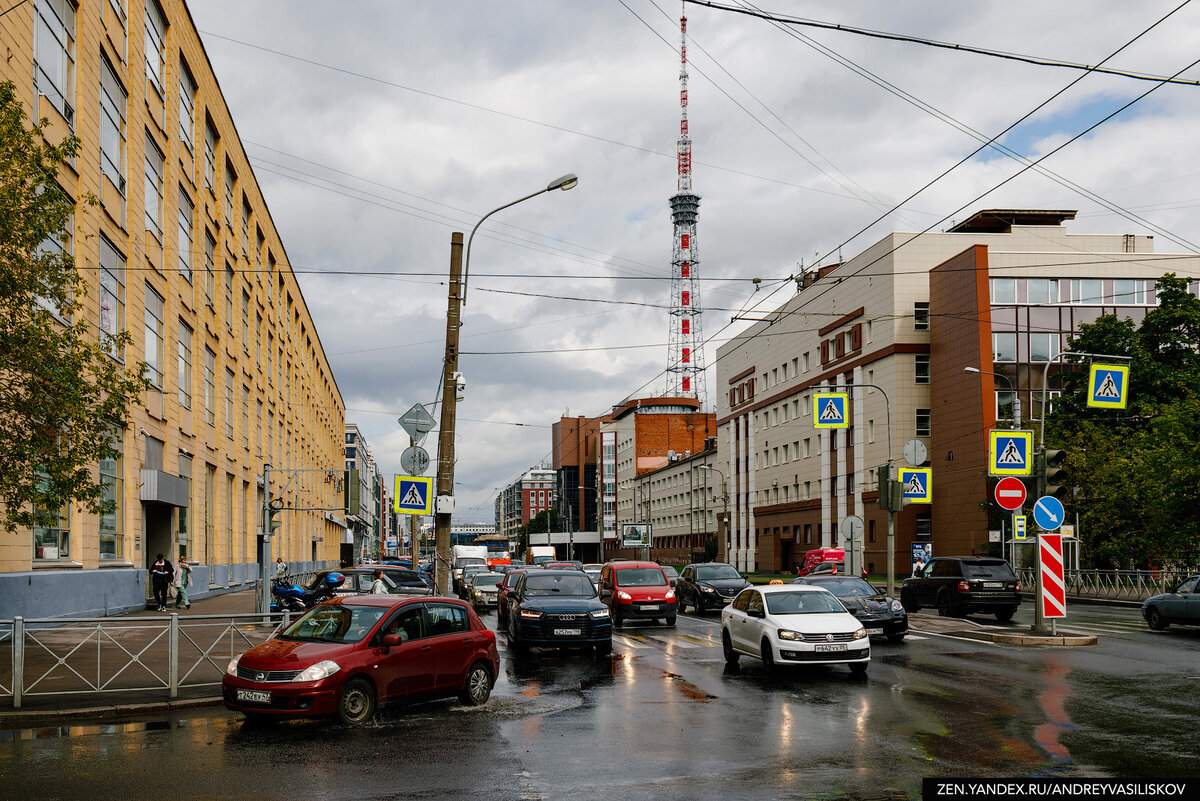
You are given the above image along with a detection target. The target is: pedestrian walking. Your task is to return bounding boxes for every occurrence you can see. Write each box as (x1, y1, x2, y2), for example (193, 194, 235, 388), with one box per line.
(150, 553, 173, 611)
(370, 569, 387, 594)
(275, 556, 288, 577)
(173, 559, 193, 609)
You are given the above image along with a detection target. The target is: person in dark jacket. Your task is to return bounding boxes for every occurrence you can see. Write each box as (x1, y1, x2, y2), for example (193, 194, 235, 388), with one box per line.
(151, 553, 174, 611)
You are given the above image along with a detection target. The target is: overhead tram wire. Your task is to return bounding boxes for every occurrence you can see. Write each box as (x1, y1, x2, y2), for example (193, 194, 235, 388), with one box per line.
(685, 0, 1200, 88)
(731, 0, 1200, 255)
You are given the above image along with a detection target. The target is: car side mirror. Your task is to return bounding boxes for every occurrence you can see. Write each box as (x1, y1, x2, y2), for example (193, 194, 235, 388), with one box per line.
(748, 608, 765, 619)
(600, 589, 611, 600)
(740, 573, 748, 579)
(381, 634, 404, 649)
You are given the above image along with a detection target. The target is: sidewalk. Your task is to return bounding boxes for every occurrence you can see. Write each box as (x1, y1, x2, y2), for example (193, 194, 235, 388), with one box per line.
(0, 588, 267, 728)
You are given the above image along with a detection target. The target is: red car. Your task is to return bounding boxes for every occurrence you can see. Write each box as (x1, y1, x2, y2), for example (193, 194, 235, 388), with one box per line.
(496, 569, 527, 629)
(599, 561, 677, 628)
(223, 595, 499, 725)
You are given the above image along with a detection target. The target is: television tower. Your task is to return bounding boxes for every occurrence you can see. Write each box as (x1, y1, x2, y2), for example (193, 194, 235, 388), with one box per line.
(666, 1, 705, 406)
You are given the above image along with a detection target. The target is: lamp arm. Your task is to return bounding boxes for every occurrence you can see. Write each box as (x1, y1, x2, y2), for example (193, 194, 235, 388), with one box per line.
(462, 187, 548, 306)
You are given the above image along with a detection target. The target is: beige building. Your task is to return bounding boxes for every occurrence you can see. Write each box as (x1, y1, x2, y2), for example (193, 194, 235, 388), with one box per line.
(626, 447, 721, 562)
(1, 0, 345, 617)
(715, 210, 1200, 578)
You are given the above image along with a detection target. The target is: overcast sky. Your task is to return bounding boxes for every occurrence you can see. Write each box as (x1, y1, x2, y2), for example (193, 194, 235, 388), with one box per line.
(187, 0, 1200, 521)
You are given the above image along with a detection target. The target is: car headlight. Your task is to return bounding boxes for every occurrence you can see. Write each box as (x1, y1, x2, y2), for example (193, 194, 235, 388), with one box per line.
(852, 628, 868, 639)
(665, 590, 676, 601)
(701, 586, 716, 593)
(520, 608, 542, 619)
(590, 608, 610, 618)
(226, 653, 242, 676)
(616, 590, 632, 601)
(890, 599, 904, 612)
(295, 660, 340, 682)
(776, 629, 803, 641)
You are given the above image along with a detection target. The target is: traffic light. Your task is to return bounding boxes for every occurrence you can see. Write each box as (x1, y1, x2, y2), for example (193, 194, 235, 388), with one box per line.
(876, 465, 903, 511)
(1041, 449, 1068, 500)
(268, 497, 284, 534)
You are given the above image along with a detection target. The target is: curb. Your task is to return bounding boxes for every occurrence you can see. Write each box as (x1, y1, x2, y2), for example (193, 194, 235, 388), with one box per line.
(0, 696, 223, 729)
(939, 629, 1098, 647)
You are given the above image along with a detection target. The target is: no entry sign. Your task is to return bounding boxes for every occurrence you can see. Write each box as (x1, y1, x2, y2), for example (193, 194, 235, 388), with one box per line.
(994, 477, 1027, 511)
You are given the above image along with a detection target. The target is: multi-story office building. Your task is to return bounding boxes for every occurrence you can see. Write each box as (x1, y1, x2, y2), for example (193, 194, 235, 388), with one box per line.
(625, 444, 720, 561)
(714, 210, 1200, 576)
(494, 468, 556, 542)
(0, 0, 345, 617)
(343, 425, 378, 561)
(552, 416, 602, 534)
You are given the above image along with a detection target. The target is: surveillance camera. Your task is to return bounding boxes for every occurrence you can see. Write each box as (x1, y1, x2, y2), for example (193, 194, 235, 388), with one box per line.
(138, 428, 148, 437)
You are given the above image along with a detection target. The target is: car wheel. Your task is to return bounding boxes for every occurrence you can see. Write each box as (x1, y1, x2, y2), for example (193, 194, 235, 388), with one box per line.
(760, 638, 776, 675)
(995, 607, 1016, 623)
(936, 590, 953, 617)
(459, 662, 493, 706)
(900, 589, 918, 613)
(612, 609, 623, 629)
(1147, 607, 1168, 631)
(887, 634, 906, 644)
(337, 678, 377, 726)
(849, 661, 868, 675)
(722, 629, 739, 664)
(595, 641, 612, 657)
(665, 615, 676, 626)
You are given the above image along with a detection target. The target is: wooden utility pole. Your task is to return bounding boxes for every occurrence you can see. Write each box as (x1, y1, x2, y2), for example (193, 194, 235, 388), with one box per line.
(434, 233, 463, 595)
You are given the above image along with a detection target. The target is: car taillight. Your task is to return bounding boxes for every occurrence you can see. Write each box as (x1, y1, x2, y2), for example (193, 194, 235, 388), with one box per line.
(958, 581, 971, 593)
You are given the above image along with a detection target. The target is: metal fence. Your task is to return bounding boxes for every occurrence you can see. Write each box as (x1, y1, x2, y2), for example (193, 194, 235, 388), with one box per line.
(0, 612, 293, 709)
(1015, 568, 1191, 601)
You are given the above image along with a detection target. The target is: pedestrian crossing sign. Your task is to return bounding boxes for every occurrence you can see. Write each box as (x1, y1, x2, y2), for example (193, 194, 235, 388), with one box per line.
(1087, 364, 1129, 409)
(813, 392, 849, 429)
(899, 468, 932, 503)
(394, 475, 433, 515)
(988, 430, 1033, 476)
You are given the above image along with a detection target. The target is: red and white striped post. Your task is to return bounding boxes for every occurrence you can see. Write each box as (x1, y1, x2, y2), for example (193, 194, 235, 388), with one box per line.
(1038, 532, 1066, 633)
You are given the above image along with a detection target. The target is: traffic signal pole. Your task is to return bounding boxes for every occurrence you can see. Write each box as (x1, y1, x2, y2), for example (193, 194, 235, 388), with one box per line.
(433, 233, 464, 597)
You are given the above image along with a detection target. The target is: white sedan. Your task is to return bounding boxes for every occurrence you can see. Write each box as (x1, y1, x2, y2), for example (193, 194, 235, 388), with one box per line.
(721, 584, 869, 674)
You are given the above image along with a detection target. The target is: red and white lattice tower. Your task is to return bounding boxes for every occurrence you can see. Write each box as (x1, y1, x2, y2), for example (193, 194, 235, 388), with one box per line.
(666, 2, 705, 406)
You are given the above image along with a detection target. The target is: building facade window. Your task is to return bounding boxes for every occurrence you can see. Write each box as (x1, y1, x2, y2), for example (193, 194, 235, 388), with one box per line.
(916, 408, 931, 437)
(224, 163, 235, 231)
(225, 368, 235, 439)
(1029, 333, 1061, 363)
(241, 385, 250, 450)
(100, 57, 126, 192)
(913, 301, 930, 330)
(204, 119, 217, 193)
(178, 61, 196, 152)
(143, 0, 166, 97)
(144, 285, 165, 387)
(1070, 279, 1104, 305)
(993, 333, 1017, 363)
(915, 353, 930, 384)
(177, 321, 192, 408)
(177, 187, 193, 282)
(36, 0, 76, 123)
(990, 277, 1016, 305)
(1027, 278, 1058, 304)
(33, 475, 70, 560)
(99, 436, 123, 560)
(204, 347, 216, 426)
(241, 290, 250, 352)
(144, 134, 164, 241)
(99, 236, 125, 358)
(1112, 279, 1148, 305)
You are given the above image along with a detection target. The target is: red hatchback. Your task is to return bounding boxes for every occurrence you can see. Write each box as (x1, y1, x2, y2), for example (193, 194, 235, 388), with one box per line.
(223, 595, 499, 725)
(599, 561, 677, 628)
(496, 569, 526, 629)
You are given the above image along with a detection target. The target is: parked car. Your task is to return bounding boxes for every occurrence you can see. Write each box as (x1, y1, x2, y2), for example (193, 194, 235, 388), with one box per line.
(1142, 575, 1200, 630)
(796, 547, 845, 576)
(721, 584, 869, 674)
(807, 561, 845, 577)
(676, 563, 750, 613)
(598, 561, 677, 628)
(661, 565, 680, 588)
(354, 565, 433, 596)
(792, 575, 908, 642)
(497, 569, 527, 629)
(457, 565, 486, 600)
(467, 572, 504, 611)
(452, 557, 488, 594)
(506, 569, 612, 656)
(900, 556, 1021, 621)
(223, 596, 499, 724)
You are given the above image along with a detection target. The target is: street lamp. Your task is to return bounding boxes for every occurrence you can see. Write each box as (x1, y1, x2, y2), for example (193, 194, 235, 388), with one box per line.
(433, 173, 578, 594)
(964, 366, 1021, 429)
(698, 464, 729, 563)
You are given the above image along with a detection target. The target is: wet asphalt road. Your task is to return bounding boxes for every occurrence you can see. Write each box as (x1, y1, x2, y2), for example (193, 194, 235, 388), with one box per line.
(3, 602, 1199, 801)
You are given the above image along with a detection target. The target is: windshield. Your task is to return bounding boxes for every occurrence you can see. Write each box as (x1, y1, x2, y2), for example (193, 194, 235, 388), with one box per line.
(696, 565, 741, 581)
(765, 591, 847, 615)
(279, 604, 386, 644)
(472, 574, 503, 588)
(814, 578, 877, 597)
(615, 568, 667, 587)
(457, 558, 486, 568)
(964, 562, 1016, 579)
(524, 574, 595, 597)
(662, 566, 679, 578)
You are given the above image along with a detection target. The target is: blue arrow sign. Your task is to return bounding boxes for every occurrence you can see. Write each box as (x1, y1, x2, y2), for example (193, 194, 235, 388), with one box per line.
(1033, 495, 1065, 531)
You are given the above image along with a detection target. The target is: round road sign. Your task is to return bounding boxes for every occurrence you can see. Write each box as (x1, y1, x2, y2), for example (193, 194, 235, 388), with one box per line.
(401, 446, 431, 475)
(994, 476, 1027, 511)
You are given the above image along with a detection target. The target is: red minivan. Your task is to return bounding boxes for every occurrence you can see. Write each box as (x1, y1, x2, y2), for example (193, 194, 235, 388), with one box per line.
(797, 547, 845, 576)
(599, 561, 677, 628)
(223, 595, 499, 725)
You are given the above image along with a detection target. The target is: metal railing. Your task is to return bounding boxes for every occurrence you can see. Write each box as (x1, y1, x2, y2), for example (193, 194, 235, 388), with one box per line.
(0, 612, 293, 709)
(1015, 568, 1191, 601)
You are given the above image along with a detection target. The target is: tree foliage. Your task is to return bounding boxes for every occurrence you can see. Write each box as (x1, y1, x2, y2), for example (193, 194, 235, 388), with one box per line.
(519, 507, 557, 537)
(1047, 275, 1200, 568)
(0, 81, 150, 535)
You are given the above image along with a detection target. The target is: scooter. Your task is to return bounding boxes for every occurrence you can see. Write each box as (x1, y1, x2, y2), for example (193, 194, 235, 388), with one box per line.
(270, 572, 345, 614)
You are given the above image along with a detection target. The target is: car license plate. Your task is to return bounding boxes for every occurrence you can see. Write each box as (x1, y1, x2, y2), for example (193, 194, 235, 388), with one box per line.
(867, 627, 883, 635)
(814, 643, 847, 652)
(554, 628, 582, 637)
(236, 689, 271, 704)
(641, 604, 660, 611)
(983, 582, 1003, 588)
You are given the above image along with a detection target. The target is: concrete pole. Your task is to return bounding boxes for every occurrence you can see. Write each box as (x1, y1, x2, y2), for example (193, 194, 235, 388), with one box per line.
(434, 233, 464, 596)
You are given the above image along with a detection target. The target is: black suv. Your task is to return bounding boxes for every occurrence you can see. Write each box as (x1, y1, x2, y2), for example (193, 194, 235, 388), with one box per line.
(676, 563, 750, 613)
(900, 556, 1021, 621)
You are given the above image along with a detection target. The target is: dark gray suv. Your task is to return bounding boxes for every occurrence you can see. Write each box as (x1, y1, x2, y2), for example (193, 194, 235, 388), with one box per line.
(900, 556, 1021, 621)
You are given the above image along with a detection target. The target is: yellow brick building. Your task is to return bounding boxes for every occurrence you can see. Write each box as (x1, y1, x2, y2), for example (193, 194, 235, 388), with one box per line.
(1, 0, 347, 616)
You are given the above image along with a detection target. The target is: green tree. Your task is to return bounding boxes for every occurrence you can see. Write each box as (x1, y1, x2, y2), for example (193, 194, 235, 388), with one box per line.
(519, 507, 556, 537)
(0, 81, 150, 535)
(1047, 275, 1200, 568)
